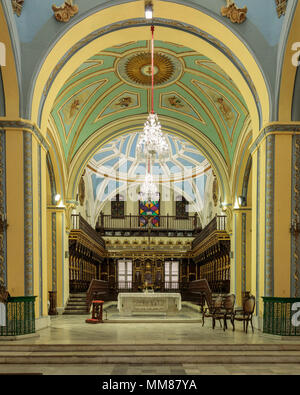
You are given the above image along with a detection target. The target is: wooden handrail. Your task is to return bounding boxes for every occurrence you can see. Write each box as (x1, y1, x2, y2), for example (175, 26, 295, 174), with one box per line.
(71, 214, 105, 249)
(96, 213, 199, 231)
(192, 215, 227, 249)
(86, 279, 109, 311)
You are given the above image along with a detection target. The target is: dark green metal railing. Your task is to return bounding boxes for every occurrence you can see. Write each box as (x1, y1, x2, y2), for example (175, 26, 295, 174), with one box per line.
(262, 297, 300, 336)
(0, 296, 37, 336)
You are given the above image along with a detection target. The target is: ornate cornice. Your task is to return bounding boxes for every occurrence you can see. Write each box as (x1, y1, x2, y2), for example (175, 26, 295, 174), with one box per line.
(11, 0, 24, 17)
(275, 0, 288, 18)
(250, 123, 300, 154)
(0, 119, 49, 152)
(52, 1, 79, 23)
(221, 1, 247, 24)
(69, 229, 107, 256)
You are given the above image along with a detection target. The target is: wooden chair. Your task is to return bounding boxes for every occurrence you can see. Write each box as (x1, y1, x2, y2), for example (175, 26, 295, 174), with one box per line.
(232, 294, 256, 333)
(202, 294, 224, 328)
(212, 294, 236, 331)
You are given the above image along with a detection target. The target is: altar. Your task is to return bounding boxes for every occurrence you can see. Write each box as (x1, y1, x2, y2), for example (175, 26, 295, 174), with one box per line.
(117, 293, 182, 316)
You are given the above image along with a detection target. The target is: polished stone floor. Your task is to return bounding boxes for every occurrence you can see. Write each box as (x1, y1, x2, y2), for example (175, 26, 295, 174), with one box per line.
(0, 302, 300, 375)
(1, 363, 300, 375)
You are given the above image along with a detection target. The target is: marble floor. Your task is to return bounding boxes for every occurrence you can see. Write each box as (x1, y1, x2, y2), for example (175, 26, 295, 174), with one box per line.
(0, 303, 300, 375)
(1, 363, 300, 375)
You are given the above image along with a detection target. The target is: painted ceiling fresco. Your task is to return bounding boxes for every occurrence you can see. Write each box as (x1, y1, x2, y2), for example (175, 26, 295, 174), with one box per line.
(50, 40, 249, 167)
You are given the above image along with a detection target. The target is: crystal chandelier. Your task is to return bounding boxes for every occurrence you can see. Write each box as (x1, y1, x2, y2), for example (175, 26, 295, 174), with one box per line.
(137, 24, 169, 162)
(138, 22, 169, 202)
(139, 173, 159, 202)
(137, 113, 169, 161)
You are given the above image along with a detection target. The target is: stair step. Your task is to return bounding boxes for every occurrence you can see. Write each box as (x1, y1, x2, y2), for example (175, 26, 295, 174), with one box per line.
(1, 348, 300, 364)
(63, 292, 88, 315)
(62, 311, 88, 315)
(67, 304, 87, 307)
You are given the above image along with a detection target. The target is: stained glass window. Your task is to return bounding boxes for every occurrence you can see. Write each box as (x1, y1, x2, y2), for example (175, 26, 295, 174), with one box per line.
(111, 194, 125, 218)
(139, 198, 160, 227)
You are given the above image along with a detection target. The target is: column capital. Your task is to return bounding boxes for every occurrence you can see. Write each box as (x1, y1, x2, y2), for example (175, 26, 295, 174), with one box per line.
(0, 118, 49, 152)
(250, 122, 300, 154)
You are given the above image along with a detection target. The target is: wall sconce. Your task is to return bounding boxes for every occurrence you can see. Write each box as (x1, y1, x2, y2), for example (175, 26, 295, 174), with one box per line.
(0, 213, 8, 232)
(238, 196, 246, 207)
(145, 0, 153, 19)
(290, 219, 300, 234)
(54, 194, 61, 203)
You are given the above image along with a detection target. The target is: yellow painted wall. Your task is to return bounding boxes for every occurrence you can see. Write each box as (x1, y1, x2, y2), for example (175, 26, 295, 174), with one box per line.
(6, 130, 24, 296)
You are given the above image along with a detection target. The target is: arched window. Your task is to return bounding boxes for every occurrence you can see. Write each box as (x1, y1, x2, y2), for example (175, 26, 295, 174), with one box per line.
(111, 194, 125, 218)
(176, 195, 189, 219)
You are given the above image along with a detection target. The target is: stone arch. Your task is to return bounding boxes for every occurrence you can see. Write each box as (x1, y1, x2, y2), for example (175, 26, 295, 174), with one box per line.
(30, 1, 270, 140)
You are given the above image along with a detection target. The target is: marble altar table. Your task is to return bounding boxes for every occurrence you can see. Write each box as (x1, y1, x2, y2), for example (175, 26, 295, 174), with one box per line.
(117, 293, 181, 316)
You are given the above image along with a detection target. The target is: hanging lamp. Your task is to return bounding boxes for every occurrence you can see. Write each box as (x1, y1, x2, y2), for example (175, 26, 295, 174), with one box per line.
(137, 25, 169, 163)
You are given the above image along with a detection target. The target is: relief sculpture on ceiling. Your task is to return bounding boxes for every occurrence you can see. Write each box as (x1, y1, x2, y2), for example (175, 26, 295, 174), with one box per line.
(62, 90, 90, 125)
(12, 0, 24, 16)
(168, 96, 184, 109)
(216, 97, 235, 126)
(221, 0, 247, 24)
(52, 0, 79, 22)
(275, 0, 288, 17)
(115, 97, 133, 108)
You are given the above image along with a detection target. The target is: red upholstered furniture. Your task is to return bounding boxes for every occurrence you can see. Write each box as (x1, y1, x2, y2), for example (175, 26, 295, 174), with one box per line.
(85, 300, 104, 324)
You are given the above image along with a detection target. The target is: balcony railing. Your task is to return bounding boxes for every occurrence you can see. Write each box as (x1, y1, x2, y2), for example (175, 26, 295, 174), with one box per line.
(71, 214, 106, 249)
(192, 215, 227, 249)
(96, 213, 201, 236)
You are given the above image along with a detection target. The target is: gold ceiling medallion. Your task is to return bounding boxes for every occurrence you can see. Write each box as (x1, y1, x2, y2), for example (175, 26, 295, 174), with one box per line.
(275, 0, 288, 17)
(221, 0, 247, 24)
(52, 0, 78, 22)
(12, 0, 24, 16)
(125, 52, 174, 86)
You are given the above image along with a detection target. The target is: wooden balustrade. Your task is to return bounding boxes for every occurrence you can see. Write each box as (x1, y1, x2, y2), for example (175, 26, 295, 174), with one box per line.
(71, 214, 106, 249)
(96, 213, 200, 235)
(192, 215, 227, 249)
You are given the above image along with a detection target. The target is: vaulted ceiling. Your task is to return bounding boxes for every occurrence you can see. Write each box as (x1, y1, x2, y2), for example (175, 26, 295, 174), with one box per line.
(50, 40, 249, 168)
(86, 131, 212, 206)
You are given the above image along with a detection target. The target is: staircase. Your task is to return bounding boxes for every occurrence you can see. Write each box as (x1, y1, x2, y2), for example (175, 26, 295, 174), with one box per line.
(1, 344, 300, 364)
(63, 293, 89, 315)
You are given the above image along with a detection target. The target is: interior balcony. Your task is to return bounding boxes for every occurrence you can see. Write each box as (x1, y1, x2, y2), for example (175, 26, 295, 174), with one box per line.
(95, 212, 202, 237)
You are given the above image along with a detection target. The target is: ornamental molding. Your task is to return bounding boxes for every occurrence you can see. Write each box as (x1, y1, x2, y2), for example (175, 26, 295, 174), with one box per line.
(250, 123, 300, 153)
(11, 0, 24, 17)
(52, 0, 78, 23)
(275, 0, 288, 18)
(221, 0, 247, 24)
(0, 119, 49, 152)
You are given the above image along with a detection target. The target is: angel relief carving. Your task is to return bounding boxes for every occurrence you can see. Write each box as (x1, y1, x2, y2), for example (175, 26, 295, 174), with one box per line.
(275, 0, 288, 18)
(12, 0, 24, 16)
(221, 0, 247, 24)
(52, 0, 78, 22)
